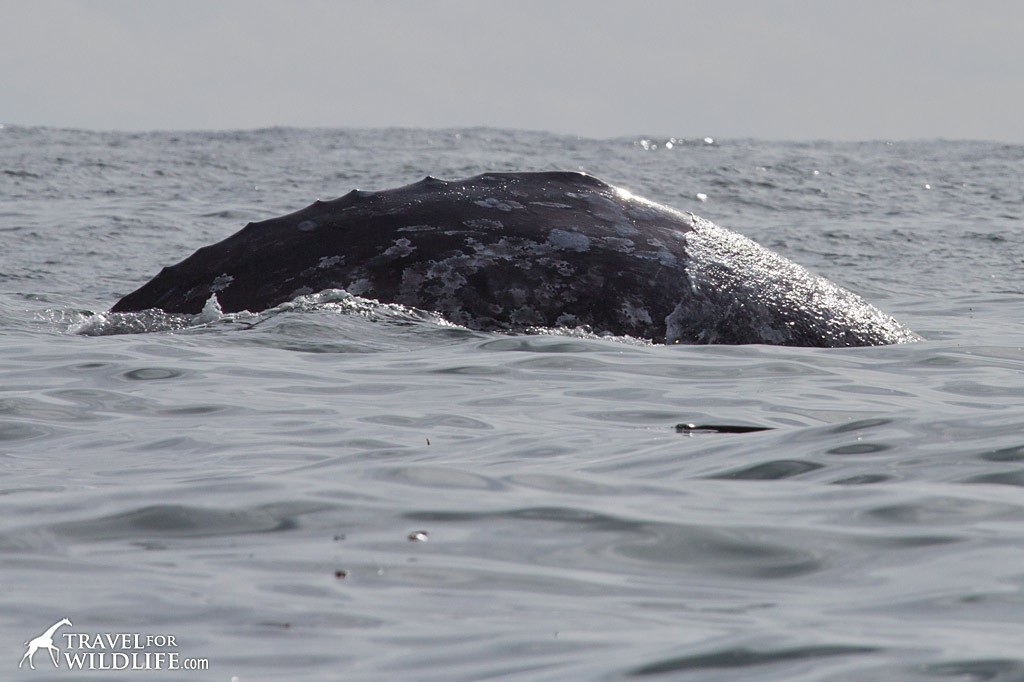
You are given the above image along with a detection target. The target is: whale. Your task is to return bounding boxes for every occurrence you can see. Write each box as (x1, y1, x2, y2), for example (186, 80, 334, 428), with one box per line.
(111, 171, 919, 347)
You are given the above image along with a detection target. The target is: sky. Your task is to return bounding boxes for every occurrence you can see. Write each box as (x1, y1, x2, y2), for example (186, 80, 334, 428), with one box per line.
(2, 0, 1022, 142)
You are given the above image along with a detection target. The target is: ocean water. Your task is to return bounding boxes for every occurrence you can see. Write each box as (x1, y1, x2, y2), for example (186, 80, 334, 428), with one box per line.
(1, 126, 1023, 681)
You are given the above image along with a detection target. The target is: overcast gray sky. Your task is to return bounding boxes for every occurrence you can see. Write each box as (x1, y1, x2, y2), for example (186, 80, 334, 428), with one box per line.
(3, 0, 1022, 141)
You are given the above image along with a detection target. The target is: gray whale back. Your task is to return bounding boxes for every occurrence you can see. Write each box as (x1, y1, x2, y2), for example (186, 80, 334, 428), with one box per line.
(110, 171, 919, 347)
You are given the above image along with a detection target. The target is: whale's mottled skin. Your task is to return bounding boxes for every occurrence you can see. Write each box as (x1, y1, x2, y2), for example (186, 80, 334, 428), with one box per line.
(111, 171, 920, 347)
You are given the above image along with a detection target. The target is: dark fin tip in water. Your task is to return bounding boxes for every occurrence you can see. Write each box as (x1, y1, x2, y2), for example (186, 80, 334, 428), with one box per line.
(675, 423, 774, 434)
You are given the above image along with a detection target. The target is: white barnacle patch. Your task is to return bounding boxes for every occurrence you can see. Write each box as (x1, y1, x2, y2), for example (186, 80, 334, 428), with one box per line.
(318, 255, 344, 269)
(555, 312, 580, 327)
(547, 228, 591, 252)
(612, 222, 641, 237)
(426, 259, 469, 297)
(463, 218, 504, 231)
(210, 273, 234, 292)
(474, 197, 524, 212)
(297, 220, 317, 232)
(383, 238, 416, 258)
(507, 287, 529, 305)
(536, 257, 575, 277)
(620, 299, 653, 326)
(603, 237, 636, 254)
(399, 267, 425, 297)
(509, 305, 543, 326)
(345, 278, 373, 296)
(466, 236, 519, 262)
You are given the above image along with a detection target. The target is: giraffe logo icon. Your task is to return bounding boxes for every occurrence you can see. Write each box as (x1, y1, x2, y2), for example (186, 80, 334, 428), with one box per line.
(18, 618, 72, 670)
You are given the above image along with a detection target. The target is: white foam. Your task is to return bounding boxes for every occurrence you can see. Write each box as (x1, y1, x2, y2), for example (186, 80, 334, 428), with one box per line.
(195, 294, 225, 323)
